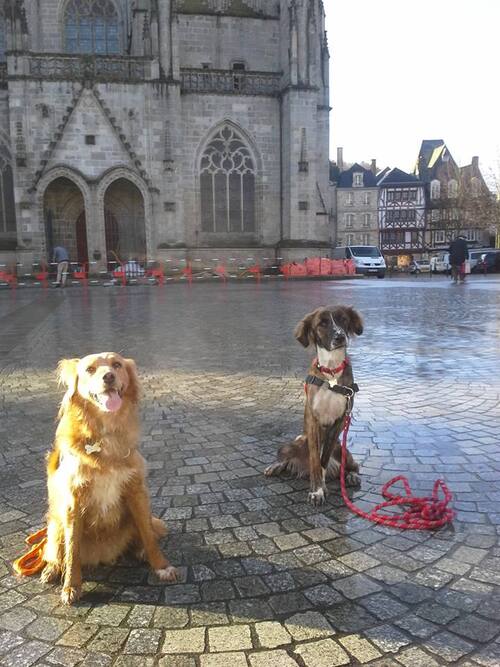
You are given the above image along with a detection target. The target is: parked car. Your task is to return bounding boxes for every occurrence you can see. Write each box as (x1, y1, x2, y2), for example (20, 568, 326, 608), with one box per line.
(409, 260, 431, 274)
(473, 251, 500, 273)
(468, 248, 496, 271)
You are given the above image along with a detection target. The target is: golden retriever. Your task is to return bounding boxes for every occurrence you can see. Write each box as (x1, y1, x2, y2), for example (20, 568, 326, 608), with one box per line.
(41, 352, 177, 604)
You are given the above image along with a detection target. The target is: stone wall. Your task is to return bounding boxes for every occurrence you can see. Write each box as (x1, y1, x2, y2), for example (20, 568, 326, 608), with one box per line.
(177, 14, 280, 70)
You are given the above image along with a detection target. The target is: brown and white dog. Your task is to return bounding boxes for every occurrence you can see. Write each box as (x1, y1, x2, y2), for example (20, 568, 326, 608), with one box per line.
(41, 353, 177, 604)
(265, 306, 363, 506)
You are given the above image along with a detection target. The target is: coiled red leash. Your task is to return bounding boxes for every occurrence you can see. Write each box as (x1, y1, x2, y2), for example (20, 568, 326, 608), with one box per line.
(340, 415, 455, 530)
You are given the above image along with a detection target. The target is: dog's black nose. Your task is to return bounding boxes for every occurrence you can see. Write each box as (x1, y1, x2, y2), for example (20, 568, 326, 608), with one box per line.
(103, 372, 115, 385)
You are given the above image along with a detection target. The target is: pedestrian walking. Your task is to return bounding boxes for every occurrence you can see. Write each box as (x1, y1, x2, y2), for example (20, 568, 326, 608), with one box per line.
(448, 235, 468, 284)
(52, 245, 70, 287)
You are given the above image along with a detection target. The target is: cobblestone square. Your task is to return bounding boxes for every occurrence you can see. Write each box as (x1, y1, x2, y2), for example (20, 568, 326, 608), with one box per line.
(1, 275, 499, 665)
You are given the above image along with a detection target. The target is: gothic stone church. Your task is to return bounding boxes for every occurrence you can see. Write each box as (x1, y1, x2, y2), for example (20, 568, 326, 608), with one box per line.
(0, 0, 331, 270)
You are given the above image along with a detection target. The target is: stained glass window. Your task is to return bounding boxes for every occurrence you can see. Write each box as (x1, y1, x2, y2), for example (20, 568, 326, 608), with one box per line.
(64, 0, 120, 55)
(200, 126, 256, 233)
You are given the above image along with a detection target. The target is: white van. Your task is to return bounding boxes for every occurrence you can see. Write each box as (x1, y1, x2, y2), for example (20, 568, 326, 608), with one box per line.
(332, 245, 386, 278)
(430, 253, 450, 273)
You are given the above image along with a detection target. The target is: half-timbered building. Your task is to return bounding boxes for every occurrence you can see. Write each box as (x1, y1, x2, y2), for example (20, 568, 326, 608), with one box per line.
(377, 167, 426, 265)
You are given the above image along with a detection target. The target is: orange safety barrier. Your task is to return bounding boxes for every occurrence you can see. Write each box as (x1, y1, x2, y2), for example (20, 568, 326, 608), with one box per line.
(147, 267, 165, 285)
(280, 257, 356, 279)
(33, 265, 49, 288)
(112, 264, 127, 286)
(181, 261, 193, 284)
(73, 263, 88, 287)
(214, 264, 228, 282)
(247, 263, 261, 282)
(0, 268, 17, 289)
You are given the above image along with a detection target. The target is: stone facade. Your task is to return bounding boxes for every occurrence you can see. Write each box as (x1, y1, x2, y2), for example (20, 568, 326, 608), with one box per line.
(0, 0, 332, 271)
(334, 163, 378, 248)
(414, 140, 493, 251)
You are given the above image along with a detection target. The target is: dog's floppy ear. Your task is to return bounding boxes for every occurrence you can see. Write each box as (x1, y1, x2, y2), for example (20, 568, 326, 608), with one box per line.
(294, 311, 316, 347)
(340, 306, 363, 336)
(123, 358, 140, 403)
(57, 358, 80, 397)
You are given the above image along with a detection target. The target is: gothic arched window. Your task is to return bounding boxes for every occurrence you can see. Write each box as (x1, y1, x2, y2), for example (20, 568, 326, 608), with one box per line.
(64, 0, 120, 55)
(200, 125, 256, 233)
(0, 142, 17, 235)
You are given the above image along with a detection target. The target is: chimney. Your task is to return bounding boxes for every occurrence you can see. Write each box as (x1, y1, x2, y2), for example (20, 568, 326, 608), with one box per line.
(337, 147, 344, 171)
(371, 159, 377, 175)
(472, 156, 479, 170)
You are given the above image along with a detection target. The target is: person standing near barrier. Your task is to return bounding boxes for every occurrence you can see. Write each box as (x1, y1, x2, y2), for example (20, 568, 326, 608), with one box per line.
(53, 245, 70, 288)
(448, 235, 468, 284)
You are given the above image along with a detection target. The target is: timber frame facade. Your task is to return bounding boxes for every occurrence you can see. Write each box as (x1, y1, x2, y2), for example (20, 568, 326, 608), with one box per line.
(377, 168, 426, 259)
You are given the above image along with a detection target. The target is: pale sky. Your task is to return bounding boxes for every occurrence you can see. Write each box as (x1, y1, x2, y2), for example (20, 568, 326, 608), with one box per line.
(325, 0, 500, 184)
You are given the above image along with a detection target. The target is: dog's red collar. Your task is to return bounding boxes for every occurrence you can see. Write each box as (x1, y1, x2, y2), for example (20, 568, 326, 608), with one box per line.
(314, 357, 350, 377)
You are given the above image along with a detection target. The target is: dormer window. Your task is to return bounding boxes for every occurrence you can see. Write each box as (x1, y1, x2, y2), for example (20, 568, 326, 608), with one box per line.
(353, 172, 363, 187)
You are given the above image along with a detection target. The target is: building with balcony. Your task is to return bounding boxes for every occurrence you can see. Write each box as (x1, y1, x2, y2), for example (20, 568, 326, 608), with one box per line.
(0, 0, 332, 270)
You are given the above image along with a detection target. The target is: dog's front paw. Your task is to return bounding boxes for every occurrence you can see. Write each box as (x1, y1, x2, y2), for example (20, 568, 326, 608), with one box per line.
(61, 585, 81, 605)
(40, 563, 61, 584)
(345, 472, 361, 487)
(156, 566, 178, 583)
(308, 488, 326, 507)
(264, 463, 278, 477)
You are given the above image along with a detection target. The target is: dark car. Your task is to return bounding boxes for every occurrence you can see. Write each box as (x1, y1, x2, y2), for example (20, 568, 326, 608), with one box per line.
(474, 251, 500, 273)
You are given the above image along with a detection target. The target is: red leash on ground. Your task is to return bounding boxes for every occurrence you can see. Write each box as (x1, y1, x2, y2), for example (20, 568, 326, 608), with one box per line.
(340, 415, 455, 530)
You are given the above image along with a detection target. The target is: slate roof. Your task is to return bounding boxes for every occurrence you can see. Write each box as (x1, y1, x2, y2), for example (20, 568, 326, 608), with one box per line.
(336, 163, 378, 188)
(377, 167, 423, 187)
(414, 139, 458, 182)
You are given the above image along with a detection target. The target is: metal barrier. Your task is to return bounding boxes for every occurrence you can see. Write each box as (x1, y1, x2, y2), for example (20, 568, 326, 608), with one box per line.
(0, 256, 356, 291)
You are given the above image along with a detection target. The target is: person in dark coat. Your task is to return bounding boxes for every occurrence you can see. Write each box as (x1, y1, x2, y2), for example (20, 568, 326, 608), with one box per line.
(449, 235, 468, 283)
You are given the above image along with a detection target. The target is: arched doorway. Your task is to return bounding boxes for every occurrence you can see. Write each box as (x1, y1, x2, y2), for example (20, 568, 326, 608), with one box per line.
(103, 178, 146, 266)
(43, 177, 88, 265)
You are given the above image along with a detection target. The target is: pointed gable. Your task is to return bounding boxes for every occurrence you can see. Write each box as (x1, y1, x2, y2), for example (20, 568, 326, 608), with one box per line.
(337, 163, 378, 188)
(49, 89, 132, 179)
(414, 139, 459, 182)
(377, 167, 422, 186)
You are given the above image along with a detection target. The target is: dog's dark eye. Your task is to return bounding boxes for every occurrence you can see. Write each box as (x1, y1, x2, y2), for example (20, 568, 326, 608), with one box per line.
(319, 320, 328, 327)
(112, 361, 122, 369)
(86, 366, 96, 374)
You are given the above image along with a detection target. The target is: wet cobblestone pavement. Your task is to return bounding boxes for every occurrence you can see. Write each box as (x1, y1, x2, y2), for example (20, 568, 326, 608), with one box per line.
(1, 275, 500, 666)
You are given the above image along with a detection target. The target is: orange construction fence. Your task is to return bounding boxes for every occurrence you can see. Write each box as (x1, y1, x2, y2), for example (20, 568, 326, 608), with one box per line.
(280, 257, 356, 278)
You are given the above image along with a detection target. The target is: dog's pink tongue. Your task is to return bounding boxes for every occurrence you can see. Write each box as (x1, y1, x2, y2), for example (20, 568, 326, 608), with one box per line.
(102, 391, 122, 412)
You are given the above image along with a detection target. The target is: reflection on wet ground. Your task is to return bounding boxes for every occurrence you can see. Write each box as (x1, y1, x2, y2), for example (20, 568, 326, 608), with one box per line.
(0, 275, 499, 665)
